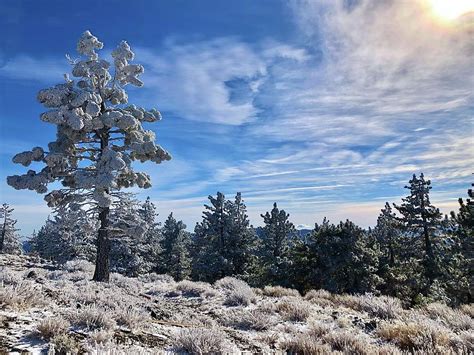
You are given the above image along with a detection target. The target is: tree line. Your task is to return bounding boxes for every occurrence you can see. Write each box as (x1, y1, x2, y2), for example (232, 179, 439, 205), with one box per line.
(2, 173, 472, 306)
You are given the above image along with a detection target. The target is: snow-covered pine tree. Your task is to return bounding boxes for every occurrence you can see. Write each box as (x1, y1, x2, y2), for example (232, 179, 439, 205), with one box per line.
(7, 31, 171, 281)
(0, 203, 22, 254)
(168, 229, 192, 281)
(160, 213, 187, 274)
(394, 173, 442, 287)
(258, 203, 296, 287)
(30, 208, 97, 262)
(109, 195, 161, 276)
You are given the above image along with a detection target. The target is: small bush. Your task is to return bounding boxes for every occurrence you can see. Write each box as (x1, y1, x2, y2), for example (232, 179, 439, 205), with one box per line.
(173, 328, 229, 354)
(63, 259, 94, 273)
(307, 321, 332, 338)
(114, 306, 147, 330)
(175, 280, 216, 298)
(139, 273, 174, 284)
(36, 316, 70, 339)
(282, 335, 331, 354)
(460, 303, 474, 318)
(324, 331, 374, 354)
(343, 294, 404, 320)
(214, 277, 248, 291)
(50, 334, 80, 355)
(262, 285, 300, 298)
(423, 302, 473, 331)
(0, 282, 45, 309)
(377, 319, 453, 352)
(71, 304, 116, 330)
(89, 329, 114, 344)
(275, 297, 311, 322)
(223, 309, 274, 331)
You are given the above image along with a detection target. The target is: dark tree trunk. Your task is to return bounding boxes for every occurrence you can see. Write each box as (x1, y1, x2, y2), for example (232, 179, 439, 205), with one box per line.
(93, 207, 111, 282)
(93, 118, 111, 282)
(0, 218, 6, 252)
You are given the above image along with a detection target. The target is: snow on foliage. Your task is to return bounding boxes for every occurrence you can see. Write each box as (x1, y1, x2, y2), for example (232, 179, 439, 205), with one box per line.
(7, 30, 170, 208)
(6, 31, 171, 281)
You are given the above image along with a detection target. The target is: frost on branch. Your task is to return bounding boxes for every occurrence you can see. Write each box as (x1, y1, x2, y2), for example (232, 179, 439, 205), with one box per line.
(7, 30, 171, 214)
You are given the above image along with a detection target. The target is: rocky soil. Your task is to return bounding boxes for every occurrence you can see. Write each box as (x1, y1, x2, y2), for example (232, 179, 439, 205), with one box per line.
(0, 254, 472, 354)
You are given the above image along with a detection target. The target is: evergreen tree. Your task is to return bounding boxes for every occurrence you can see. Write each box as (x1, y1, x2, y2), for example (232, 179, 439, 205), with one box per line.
(258, 203, 296, 287)
(302, 219, 381, 294)
(192, 192, 255, 282)
(0, 203, 22, 254)
(7, 31, 171, 281)
(394, 173, 443, 289)
(225, 192, 257, 278)
(30, 208, 97, 262)
(109, 196, 161, 276)
(160, 213, 189, 278)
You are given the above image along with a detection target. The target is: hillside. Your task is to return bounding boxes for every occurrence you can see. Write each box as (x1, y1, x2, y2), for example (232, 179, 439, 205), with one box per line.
(0, 254, 472, 354)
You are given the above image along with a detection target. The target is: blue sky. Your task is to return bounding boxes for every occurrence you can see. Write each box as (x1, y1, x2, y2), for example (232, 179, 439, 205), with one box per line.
(0, 0, 473, 235)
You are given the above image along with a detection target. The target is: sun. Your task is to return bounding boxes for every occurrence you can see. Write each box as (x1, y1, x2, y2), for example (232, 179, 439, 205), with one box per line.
(427, 0, 474, 21)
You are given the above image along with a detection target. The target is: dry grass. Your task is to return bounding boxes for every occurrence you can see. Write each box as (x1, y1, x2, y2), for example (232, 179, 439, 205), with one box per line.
(275, 297, 312, 322)
(262, 285, 300, 298)
(422, 302, 473, 331)
(222, 309, 274, 331)
(71, 304, 116, 330)
(281, 335, 332, 354)
(0, 282, 45, 310)
(376, 319, 455, 352)
(36, 316, 69, 339)
(173, 327, 229, 354)
(174, 280, 217, 298)
(339, 293, 404, 320)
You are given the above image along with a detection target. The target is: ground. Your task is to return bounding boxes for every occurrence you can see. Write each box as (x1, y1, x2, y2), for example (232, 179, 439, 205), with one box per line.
(0, 254, 472, 354)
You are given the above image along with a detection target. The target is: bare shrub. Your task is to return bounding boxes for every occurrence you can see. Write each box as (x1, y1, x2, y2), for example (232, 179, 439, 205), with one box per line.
(422, 302, 473, 331)
(377, 319, 454, 352)
(214, 277, 248, 291)
(324, 330, 375, 354)
(114, 306, 147, 330)
(50, 334, 80, 354)
(304, 289, 334, 307)
(71, 304, 116, 330)
(0, 282, 45, 309)
(460, 303, 474, 318)
(275, 297, 311, 322)
(173, 327, 229, 354)
(89, 329, 114, 344)
(262, 285, 300, 298)
(110, 273, 142, 294)
(0, 268, 22, 285)
(175, 280, 216, 298)
(282, 335, 331, 354)
(139, 273, 174, 284)
(223, 309, 274, 331)
(343, 294, 404, 320)
(307, 321, 332, 338)
(63, 259, 94, 273)
(36, 316, 69, 339)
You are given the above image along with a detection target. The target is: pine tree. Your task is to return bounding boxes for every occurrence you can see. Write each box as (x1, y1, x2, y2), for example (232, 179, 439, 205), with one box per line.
(447, 183, 474, 303)
(192, 192, 232, 282)
(302, 219, 381, 294)
(225, 192, 257, 278)
(6, 31, 170, 281)
(160, 213, 188, 277)
(168, 229, 192, 281)
(258, 203, 296, 286)
(109, 196, 161, 276)
(0, 203, 22, 254)
(30, 207, 97, 262)
(394, 173, 442, 289)
(191, 192, 255, 282)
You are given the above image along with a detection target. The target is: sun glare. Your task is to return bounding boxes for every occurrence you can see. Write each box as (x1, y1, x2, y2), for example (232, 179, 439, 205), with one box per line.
(427, 0, 474, 21)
